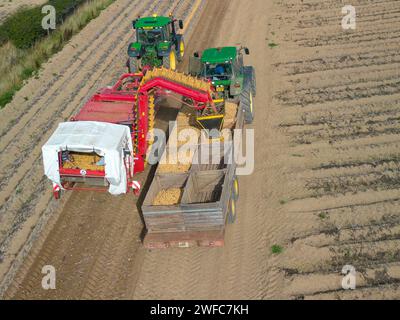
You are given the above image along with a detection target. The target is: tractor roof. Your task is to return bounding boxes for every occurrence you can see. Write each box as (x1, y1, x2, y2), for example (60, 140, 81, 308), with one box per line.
(135, 16, 170, 29)
(201, 47, 237, 64)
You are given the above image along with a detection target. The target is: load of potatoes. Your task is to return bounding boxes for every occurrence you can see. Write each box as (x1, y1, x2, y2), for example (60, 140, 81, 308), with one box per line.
(153, 102, 238, 205)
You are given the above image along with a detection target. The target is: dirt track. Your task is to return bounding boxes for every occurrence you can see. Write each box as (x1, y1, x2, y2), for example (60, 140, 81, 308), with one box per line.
(2, 0, 400, 299)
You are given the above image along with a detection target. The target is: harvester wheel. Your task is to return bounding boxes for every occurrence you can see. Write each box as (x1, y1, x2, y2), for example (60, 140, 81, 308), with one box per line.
(128, 57, 139, 73)
(232, 176, 239, 201)
(163, 50, 177, 71)
(241, 84, 254, 124)
(227, 194, 237, 224)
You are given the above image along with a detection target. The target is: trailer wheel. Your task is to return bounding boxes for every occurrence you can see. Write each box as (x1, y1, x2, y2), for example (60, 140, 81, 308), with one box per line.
(240, 84, 254, 124)
(232, 176, 239, 201)
(227, 195, 237, 224)
(128, 57, 139, 73)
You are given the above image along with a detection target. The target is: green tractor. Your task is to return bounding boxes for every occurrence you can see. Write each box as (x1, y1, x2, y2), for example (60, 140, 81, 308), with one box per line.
(127, 14, 185, 73)
(189, 46, 256, 123)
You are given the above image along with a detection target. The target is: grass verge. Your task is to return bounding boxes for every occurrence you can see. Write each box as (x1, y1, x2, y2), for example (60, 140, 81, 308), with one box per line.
(0, 0, 115, 109)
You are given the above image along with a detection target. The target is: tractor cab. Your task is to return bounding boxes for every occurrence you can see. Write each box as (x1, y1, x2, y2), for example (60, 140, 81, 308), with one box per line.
(137, 27, 165, 45)
(204, 62, 233, 81)
(127, 15, 185, 73)
(189, 46, 251, 99)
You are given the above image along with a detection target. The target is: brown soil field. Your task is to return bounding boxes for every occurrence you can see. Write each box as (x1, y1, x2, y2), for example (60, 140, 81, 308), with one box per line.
(1, 0, 400, 300)
(273, 0, 400, 299)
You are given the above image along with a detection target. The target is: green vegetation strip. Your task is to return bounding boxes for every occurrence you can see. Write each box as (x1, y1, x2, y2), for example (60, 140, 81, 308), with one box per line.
(0, 0, 115, 108)
(0, 0, 87, 49)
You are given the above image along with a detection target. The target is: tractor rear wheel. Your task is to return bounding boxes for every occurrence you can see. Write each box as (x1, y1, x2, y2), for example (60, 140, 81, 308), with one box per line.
(240, 83, 254, 124)
(243, 66, 256, 97)
(128, 57, 139, 73)
(163, 50, 177, 71)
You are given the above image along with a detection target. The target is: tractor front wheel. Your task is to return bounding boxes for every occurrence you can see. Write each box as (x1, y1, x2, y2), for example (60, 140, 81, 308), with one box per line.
(163, 50, 177, 71)
(128, 57, 139, 73)
(178, 40, 185, 61)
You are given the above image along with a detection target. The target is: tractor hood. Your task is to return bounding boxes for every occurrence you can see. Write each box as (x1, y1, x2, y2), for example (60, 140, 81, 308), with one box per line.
(201, 47, 237, 64)
(134, 16, 170, 29)
(211, 79, 232, 86)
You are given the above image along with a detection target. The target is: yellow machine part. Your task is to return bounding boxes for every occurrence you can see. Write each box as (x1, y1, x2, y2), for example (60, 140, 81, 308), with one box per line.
(196, 114, 225, 132)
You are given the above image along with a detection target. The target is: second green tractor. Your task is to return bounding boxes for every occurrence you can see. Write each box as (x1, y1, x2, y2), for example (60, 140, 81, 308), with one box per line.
(189, 46, 256, 124)
(127, 14, 185, 73)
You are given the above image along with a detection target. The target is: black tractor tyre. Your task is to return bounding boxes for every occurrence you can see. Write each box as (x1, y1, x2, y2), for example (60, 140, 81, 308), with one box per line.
(162, 50, 177, 70)
(243, 66, 256, 97)
(240, 83, 254, 124)
(128, 57, 139, 73)
(162, 55, 170, 69)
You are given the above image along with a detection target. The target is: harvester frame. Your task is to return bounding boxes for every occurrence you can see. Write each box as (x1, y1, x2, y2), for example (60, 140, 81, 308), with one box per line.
(48, 68, 223, 199)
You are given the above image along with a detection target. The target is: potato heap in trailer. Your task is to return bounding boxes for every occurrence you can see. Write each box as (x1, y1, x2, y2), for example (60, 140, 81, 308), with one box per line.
(42, 14, 256, 247)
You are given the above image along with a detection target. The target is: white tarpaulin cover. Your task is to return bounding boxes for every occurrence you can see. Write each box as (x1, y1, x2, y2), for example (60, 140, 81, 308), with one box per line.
(42, 121, 133, 195)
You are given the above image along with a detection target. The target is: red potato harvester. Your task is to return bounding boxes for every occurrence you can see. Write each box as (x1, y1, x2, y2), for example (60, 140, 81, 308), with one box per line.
(42, 68, 223, 199)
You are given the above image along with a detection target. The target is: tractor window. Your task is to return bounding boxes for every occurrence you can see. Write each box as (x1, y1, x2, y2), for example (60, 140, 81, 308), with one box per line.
(161, 26, 168, 40)
(137, 28, 164, 44)
(204, 63, 232, 80)
(167, 24, 173, 38)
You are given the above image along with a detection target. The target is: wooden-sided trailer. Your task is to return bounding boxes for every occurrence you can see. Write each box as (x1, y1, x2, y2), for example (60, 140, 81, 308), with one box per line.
(141, 98, 247, 249)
